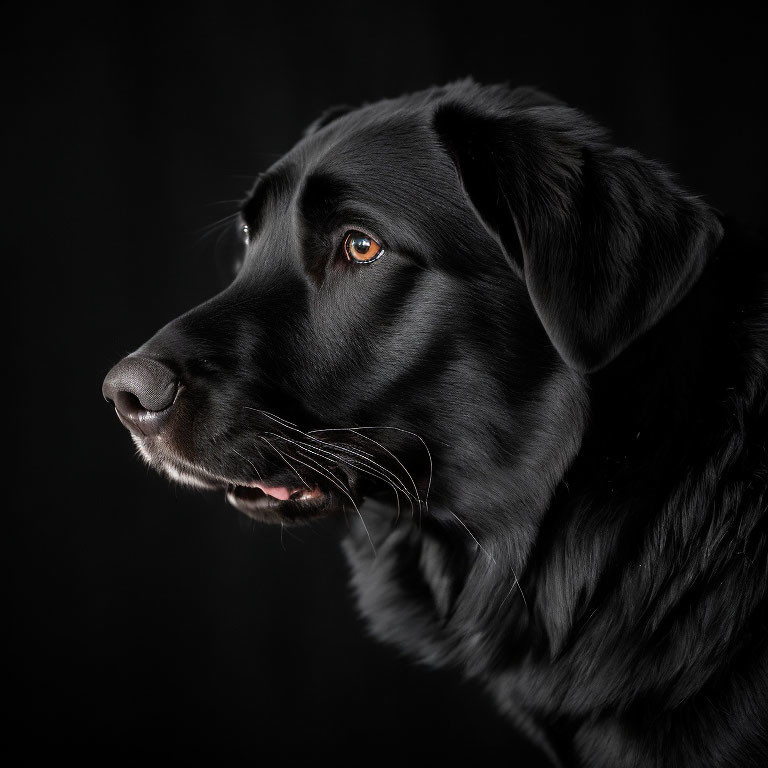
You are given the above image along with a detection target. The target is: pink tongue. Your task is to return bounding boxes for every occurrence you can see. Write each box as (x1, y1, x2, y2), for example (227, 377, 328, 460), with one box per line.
(254, 483, 293, 501)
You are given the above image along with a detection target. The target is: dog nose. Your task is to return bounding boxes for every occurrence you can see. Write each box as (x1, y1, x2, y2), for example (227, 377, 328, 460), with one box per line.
(102, 356, 179, 437)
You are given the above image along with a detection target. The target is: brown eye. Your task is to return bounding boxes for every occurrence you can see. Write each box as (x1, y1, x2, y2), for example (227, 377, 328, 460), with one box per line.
(344, 230, 383, 264)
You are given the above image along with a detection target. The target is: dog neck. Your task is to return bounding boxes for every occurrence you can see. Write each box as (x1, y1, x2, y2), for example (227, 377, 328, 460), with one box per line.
(343, 222, 768, 765)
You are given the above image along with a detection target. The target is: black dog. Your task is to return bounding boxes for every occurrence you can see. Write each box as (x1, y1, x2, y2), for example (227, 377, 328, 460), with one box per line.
(103, 81, 768, 767)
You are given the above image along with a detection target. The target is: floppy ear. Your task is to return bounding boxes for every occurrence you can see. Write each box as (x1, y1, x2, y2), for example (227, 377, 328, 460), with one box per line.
(433, 98, 723, 372)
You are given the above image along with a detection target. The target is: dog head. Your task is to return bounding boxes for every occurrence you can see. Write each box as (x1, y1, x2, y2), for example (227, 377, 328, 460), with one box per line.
(103, 81, 721, 546)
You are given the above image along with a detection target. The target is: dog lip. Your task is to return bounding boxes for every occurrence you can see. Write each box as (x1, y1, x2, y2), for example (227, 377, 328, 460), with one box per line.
(225, 483, 326, 515)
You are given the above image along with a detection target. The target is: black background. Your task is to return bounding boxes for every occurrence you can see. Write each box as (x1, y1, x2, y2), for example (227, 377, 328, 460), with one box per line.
(5, 3, 766, 763)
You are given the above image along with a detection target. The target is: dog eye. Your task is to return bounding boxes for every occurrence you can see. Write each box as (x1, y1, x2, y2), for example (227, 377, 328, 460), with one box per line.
(344, 230, 383, 264)
(241, 224, 250, 244)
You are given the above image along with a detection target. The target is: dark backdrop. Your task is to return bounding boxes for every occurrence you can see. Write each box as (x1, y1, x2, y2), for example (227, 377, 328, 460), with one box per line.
(5, 3, 766, 763)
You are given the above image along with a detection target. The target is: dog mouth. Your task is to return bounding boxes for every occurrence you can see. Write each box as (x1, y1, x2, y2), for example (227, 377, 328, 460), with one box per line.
(225, 481, 328, 517)
(133, 436, 344, 523)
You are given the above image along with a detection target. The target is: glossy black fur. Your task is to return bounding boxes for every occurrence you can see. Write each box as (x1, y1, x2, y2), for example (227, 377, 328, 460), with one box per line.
(114, 81, 768, 767)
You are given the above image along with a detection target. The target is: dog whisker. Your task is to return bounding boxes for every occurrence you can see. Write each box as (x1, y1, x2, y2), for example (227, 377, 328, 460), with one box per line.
(294, 446, 407, 519)
(309, 426, 429, 518)
(259, 436, 311, 489)
(261, 428, 409, 513)
(287, 452, 377, 557)
(232, 447, 263, 482)
(497, 569, 529, 613)
(445, 507, 496, 564)
(311, 439, 409, 490)
(266, 431, 417, 507)
(202, 199, 249, 207)
(355, 426, 433, 513)
(190, 210, 240, 239)
(251, 426, 377, 555)
(300, 433, 376, 460)
(248, 408, 376, 459)
(246, 407, 299, 430)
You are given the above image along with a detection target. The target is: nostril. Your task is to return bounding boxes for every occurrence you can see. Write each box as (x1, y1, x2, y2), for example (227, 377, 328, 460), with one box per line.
(112, 390, 147, 420)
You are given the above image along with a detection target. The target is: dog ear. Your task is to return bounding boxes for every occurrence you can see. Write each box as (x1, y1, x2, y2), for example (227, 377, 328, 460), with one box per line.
(303, 104, 355, 137)
(433, 97, 723, 373)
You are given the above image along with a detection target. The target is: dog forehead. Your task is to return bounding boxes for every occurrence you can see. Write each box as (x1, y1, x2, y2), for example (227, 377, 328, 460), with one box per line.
(295, 122, 459, 218)
(305, 110, 438, 171)
(245, 113, 437, 216)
